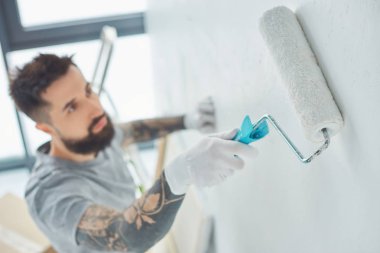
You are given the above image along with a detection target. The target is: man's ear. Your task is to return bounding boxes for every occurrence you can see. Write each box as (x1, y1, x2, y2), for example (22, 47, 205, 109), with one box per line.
(36, 122, 54, 135)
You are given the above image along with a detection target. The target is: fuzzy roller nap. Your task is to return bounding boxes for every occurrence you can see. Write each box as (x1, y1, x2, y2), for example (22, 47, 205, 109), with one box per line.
(234, 6, 344, 163)
(259, 6, 344, 143)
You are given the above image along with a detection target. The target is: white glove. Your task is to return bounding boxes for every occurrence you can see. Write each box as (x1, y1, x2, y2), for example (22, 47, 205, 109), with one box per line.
(184, 97, 216, 133)
(165, 129, 258, 195)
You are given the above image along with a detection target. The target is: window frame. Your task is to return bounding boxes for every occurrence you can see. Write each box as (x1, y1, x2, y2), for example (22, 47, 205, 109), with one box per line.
(0, 0, 146, 171)
(0, 1, 145, 53)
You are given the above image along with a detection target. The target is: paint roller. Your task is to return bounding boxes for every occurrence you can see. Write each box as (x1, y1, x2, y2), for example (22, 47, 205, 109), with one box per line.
(234, 6, 344, 163)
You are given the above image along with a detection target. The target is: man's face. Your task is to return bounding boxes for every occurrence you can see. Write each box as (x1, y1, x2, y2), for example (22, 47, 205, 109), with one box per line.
(40, 65, 114, 154)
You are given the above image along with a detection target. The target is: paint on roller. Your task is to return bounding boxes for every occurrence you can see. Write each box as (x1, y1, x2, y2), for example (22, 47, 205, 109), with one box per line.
(234, 115, 269, 144)
(259, 6, 344, 143)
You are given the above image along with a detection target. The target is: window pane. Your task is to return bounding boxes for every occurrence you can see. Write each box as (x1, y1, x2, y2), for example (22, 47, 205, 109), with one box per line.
(17, 0, 146, 27)
(0, 44, 24, 159)
(7, 35, 155, 152)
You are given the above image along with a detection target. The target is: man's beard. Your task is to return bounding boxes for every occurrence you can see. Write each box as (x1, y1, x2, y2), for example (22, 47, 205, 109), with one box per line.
(59, 113, 115, 155)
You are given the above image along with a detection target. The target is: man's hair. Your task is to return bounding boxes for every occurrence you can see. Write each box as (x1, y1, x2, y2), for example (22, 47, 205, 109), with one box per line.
(9, 54, 76, 123)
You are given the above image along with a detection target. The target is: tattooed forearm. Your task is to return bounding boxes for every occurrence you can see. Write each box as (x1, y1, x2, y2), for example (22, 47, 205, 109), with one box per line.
(76, 172, 185, 252)
(118, 116, 185, 146)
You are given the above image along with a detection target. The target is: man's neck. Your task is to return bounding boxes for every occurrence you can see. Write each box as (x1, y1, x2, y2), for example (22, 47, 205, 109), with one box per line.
(49, 139, 96, 163)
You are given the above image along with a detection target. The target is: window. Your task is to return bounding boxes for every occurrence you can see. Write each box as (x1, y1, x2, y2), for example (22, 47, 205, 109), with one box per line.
(0, 0, 147, 170)
(0, 44, 24, 160)
(17, 0, 146, 27)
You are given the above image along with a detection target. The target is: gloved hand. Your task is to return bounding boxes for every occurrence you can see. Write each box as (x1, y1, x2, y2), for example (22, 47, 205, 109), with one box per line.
(164, 129, 258, 195)
(184, 97, 216, 133)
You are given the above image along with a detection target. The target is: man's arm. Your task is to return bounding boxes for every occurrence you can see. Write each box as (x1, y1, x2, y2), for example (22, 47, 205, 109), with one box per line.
(76, 172, 185, 252)
(118, 116, 185, 146)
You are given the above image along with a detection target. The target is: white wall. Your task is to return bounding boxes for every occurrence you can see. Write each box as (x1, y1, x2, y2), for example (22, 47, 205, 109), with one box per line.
(146, 0, 380, 252)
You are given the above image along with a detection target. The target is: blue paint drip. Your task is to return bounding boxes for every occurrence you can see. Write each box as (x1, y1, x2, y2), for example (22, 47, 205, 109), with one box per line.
(233, 115, 269, 144)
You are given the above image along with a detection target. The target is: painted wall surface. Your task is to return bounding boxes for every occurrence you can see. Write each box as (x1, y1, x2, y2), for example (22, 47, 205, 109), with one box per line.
(146, 0, 380, 252)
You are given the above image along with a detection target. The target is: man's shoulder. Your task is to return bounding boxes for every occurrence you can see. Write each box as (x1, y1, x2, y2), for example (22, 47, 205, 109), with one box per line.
(25, 157, 85, 201)
(25, 161, 92, 219)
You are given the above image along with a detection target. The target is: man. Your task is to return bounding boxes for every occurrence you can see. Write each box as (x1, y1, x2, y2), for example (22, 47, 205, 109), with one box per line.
(9, 54, 254, 252)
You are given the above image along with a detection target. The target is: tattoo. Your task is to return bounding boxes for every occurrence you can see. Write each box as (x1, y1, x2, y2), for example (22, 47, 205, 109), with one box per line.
(118, 116, 185, 146)
(76, 172, 185, 252)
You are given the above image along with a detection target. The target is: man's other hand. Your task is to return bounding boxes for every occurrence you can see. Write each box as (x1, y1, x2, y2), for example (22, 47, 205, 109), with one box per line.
(184, 97, 216, 133)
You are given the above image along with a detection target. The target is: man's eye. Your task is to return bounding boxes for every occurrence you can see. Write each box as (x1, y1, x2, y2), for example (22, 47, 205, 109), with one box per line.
(68, 104, 76, 113)
(86, 87, 93, 96)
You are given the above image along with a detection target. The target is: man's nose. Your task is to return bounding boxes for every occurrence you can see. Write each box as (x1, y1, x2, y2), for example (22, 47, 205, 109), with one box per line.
(88, 98, 103, 117)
